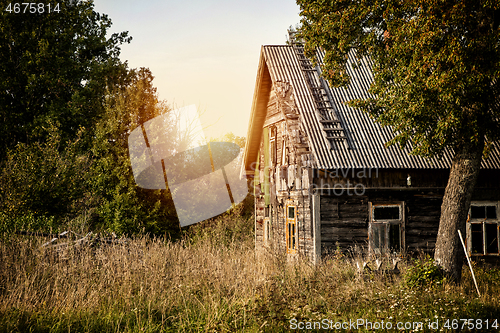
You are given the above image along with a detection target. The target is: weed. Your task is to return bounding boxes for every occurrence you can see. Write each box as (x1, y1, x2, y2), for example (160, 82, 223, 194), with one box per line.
(1, 217, 499, 332)
(404, 255, 446, 289)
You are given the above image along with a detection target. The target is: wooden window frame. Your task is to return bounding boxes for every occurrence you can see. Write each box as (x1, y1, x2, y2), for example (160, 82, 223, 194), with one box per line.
(270, 126, 277, 167)
(467, 201, 500, 256)
(286, 204, 297, 254)
(368, 202, 405, 255)
(281, 140, 286, 166)
(264, 217, 271, 246)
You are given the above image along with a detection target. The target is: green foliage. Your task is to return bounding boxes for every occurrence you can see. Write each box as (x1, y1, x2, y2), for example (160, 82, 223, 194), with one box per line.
(0, 0, 249, 237)
(0, 68, 189, 236)
(87, 68, 181, 236)
(0, 0, 131, 160)
(0, 211, 57, 235)
(404, 255, 446, 289)
(0, 124, 91, 233)
(296, 0, 500, 157)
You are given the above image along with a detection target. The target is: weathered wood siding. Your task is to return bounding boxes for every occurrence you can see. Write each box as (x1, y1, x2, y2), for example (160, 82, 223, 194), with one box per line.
(319, 190, 442, 255)
(260, 165, 500, 260)
(320, 195, 369, 255)
(318, 183, 500, 257)
(312, 169, 450, 189)
(254, 81, 315, 261)
(404, 194, 442, 253)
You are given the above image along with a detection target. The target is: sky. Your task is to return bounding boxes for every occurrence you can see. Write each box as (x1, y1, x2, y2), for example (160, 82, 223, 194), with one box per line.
(93, 0, 302, 140)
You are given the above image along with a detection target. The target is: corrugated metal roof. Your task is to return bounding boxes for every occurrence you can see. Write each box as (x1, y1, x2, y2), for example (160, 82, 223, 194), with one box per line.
(259, 45, 500, 170)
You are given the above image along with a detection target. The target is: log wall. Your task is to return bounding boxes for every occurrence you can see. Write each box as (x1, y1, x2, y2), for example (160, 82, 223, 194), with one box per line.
(318, 186, 500, 257)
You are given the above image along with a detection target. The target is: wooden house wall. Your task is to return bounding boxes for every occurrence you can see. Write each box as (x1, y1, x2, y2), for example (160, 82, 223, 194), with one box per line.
(254, 85, 316, 262)
(319, 195, 369, 255)
(312, 169, 450, 189)
(311, 168, 499, 189)
(256, 193, 313, 257)
(318, 190, 443, 256)
(254, 141, 316, 261)
(258, 152, 500, 260)
(254, 138, 266, 248)
(318, 184, 500, 256)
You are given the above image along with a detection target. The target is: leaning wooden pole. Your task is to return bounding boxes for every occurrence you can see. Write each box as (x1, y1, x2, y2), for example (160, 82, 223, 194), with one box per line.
(458, 230, 481, 297)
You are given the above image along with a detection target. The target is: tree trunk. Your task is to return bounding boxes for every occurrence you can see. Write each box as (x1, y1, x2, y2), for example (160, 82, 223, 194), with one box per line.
(434, 137, 485, 283)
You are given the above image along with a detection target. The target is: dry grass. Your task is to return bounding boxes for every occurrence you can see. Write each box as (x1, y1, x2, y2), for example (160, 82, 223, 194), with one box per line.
(1, 217, 499, 332)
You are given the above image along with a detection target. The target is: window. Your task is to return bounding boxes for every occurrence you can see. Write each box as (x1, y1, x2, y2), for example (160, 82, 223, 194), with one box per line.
(369, 203, 404, 255)
(264, 217, 271, 245)
(270, 126, 277, 166)
(468, 202, 500, 256)
(286, 204, 297, 254)
(264, 207, 272, 245)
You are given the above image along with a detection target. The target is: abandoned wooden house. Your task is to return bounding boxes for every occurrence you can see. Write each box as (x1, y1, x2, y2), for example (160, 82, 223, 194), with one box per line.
(241, 37, 500, 263)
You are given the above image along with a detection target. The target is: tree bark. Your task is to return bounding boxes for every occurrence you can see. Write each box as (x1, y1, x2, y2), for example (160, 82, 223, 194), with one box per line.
(434, 137, 485, 283)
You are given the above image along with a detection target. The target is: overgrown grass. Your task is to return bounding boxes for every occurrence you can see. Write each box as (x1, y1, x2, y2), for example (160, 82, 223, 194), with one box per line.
(1, 216, 499, 332)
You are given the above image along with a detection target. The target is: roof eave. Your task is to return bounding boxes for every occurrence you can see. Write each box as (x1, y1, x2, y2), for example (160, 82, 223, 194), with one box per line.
(242, 47, 272, 175)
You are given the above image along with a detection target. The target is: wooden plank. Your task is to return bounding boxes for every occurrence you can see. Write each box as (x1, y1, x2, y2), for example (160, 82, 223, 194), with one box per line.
(406, 222, 440, 229)
(407, 216, 440, 223)
(321, 226, 367, 234)
(321, 219, 367, 227)
(406, 229, 439, 236)
(263, 112, 284, 128)
(406, 240, 436, 250)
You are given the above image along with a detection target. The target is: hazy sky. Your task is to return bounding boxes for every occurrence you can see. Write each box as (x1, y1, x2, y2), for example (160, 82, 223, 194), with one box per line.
(93, 0, 301, 140)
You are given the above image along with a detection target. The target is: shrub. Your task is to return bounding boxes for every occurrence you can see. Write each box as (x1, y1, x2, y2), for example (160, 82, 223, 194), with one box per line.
(0, 124, 91, 233)
(404, 255, 446, 288)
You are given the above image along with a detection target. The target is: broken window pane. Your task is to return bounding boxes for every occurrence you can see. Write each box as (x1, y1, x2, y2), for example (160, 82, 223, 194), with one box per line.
(471, 223, 483, 254)
(485, 223, 499, 254)
(471, 206, 485, 219)
(369, 203, 404, 254)
(373, 206, 399, 220)
(388, 224, 401, 252)
(271, 140, 276, 165)
(486, 206, 497, 219)
(371, 223, 386, 254)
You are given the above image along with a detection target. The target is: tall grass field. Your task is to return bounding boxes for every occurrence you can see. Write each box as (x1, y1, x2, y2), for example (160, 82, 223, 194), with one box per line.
(1, 216, 499, 332)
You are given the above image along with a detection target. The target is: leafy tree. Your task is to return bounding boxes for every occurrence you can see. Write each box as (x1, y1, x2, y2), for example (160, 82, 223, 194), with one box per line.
(0, 67, 188, 236)
(0, 1, 189, 236)
(0, 123, 92, 232)
(297, 0, 500, 281)
(89, 68, 181, 235)
(0, 0, 131, 160)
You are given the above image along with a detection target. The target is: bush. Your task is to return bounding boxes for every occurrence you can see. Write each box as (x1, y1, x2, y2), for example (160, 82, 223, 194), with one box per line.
(404, 255, 446, 288)
(185, 213, 254, 248)
(87, 69, 181, 236)
(0, 124, 91, 233)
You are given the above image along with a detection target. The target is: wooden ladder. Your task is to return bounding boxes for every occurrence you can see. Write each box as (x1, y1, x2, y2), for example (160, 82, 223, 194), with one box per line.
(288, 31, 347, 149)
